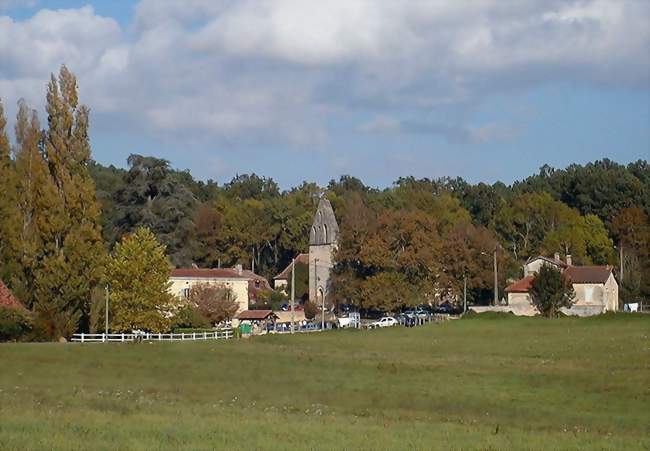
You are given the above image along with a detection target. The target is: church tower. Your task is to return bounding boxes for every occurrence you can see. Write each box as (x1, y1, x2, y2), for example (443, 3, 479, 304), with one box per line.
(309, 198, 339, 305)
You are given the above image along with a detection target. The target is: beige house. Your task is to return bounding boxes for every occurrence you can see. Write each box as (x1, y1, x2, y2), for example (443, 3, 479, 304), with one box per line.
(169, 265, 270, 314)
(504, 254, 619, 316)
(274, 253, 309, 290)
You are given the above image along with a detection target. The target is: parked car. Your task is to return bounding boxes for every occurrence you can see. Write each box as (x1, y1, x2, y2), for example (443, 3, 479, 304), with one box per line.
(433, 302, 463, 315)
(369, 316, 398, 329)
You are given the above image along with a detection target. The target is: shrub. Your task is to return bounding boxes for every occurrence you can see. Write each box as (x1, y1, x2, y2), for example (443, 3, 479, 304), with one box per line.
(172, 305, 211, 329)
(0, 307, 32, 342)
(31, 305, 79, 341)
(304, 301, 318, 320)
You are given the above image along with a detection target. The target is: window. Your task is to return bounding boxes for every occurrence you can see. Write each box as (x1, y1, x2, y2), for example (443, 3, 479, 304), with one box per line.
(323, 224, 328, 243)
(181, 288, 190, 299)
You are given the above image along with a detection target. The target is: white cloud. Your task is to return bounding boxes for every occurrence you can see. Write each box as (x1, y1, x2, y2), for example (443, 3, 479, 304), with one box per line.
(0, 0, 648, 152)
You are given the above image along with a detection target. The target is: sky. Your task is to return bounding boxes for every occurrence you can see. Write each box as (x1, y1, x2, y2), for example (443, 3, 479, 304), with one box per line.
(0, 0, 648, 189)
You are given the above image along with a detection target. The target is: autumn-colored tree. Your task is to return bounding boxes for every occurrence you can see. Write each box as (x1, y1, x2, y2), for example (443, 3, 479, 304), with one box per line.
(530, 265, 575, 318)
(361, 272, 414, 312)
(33, 66, 106, 332)
(438, 221, 510, 304)
(10, 101, 60, 309)
(106, 227, 178, 332)
(188, 282, 238, 325)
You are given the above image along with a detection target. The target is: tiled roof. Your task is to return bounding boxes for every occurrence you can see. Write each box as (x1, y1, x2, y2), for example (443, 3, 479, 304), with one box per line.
(236, 310, 277, 320)
(506, 266, 613, 294)
(564, 266, 612, 284)
(274, 253, 309, 280)
(0, 280, 24, 310)
(171, 268, 250, 279)
(505, 276, 535, 293)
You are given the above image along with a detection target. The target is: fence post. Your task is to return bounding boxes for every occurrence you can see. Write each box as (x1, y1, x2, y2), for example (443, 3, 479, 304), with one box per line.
(121, 333, 125, 342)
(81, 333, 84, 343)
(192, 332, 196, 340)
(102, 333, 105, 343)
(203, 332, 207, 340)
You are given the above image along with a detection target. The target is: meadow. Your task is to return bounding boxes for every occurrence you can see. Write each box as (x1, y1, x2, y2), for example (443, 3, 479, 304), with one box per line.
(0, 313, 648, 450)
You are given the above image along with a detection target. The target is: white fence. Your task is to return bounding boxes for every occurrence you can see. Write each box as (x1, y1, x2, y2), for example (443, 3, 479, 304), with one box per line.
(71, 329, 233, 343)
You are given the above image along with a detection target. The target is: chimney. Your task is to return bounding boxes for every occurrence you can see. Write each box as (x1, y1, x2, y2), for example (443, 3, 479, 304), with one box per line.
(235, 264, 243, 275)
(554, 252, 560, 262)
(566, 254, 572, 266)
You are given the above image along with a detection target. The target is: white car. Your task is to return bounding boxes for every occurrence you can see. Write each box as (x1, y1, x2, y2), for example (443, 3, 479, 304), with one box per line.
(369, 316, 398, 329)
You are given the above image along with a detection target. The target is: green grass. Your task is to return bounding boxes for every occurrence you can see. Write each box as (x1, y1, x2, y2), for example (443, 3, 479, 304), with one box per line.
(0, 314, 648, 450)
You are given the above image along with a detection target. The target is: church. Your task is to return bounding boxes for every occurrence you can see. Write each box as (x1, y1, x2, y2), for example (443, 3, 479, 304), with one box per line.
(273, 197, 340, 306)
(308, 198, 339, 305)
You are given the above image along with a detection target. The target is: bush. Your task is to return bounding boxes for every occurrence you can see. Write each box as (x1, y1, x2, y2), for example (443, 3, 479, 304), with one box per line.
(0, 307, 32, 342)
(304, 301, 318, 320)
(171, 305, 211, 329)
(30, 306, 79, 341)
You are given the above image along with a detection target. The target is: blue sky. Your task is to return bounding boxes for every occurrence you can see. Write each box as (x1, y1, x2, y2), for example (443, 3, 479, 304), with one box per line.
(1, 0, 648, 188)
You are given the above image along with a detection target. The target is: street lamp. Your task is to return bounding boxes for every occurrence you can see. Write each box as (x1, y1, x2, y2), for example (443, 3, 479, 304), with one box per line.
(290, 257, 295, 334)
(480, 248, 498, 306)
(104, 285, 110, 335)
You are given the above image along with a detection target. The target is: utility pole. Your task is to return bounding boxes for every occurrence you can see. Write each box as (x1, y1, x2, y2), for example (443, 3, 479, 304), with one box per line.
(619, 243, 624, 283)
(463, 275, 467, 313)
(290, 257, 295, 334)
(493, 248, 498, 306)
(104, 285, 109, 335)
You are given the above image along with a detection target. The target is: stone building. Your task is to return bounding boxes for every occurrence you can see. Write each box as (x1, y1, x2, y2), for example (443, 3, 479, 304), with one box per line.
(308, 198, 339, 305)
(169, 265, 271, 314)
(504, 254, 619, 316)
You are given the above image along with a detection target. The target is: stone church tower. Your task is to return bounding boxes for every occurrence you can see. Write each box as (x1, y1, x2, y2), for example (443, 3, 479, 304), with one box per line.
(309, 198, 339, 305)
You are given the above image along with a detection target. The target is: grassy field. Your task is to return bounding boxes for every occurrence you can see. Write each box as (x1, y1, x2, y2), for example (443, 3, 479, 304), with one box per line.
(0, 314, 648, 450)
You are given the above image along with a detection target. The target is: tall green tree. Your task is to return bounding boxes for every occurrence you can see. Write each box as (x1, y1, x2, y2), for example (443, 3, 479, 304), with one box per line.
(113, 154, 199, 266)
(106, 227, 178, 332)
(530, 265, 575, 318)
(0, 99, 20, 284)
(34, 66, 106, 332)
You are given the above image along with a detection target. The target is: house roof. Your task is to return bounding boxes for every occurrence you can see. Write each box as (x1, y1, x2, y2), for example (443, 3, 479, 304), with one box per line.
(505, 275, 535, 293)
(506, 266, 613, 294)
(274, 311, 307, 323)
(236, 310, 277, 320)
(564, 266, 612, 284)
(526, 256, 568, 269)
(274, 253, 309, 280)
(0, 280, 24, 310)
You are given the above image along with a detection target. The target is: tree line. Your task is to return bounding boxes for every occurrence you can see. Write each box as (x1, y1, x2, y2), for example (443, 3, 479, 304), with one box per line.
(1, 67, 649, 338)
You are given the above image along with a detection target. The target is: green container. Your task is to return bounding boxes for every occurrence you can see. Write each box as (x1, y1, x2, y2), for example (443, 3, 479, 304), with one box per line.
(240, 324, 252, 334)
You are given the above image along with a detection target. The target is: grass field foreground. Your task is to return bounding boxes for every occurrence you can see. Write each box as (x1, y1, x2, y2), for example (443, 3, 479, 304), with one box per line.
(0, 314, 648, 450)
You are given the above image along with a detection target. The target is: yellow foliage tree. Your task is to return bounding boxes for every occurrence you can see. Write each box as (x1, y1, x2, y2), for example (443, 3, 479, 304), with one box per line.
(106, 227, 178, 332)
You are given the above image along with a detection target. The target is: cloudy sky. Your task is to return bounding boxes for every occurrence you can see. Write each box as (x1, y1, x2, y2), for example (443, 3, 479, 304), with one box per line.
(1, 0, 648, 188)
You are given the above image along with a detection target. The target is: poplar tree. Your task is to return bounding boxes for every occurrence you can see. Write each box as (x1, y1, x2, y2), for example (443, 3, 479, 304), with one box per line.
(11, 100, 59, 308)
(34, 66, 106, 331)
(0, 99, 20, 284)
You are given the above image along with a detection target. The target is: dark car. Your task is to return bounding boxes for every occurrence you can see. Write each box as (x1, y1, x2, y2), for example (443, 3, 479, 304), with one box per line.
(433, 302, 463, 315)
